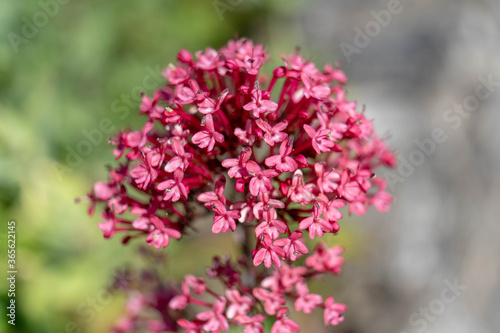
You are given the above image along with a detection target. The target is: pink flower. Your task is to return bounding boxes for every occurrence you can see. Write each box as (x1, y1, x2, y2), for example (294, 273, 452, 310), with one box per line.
(197, 89, 229, 115)
(195, 47, 223, 71)
(88, 38, 397, 333)
(317, 194, 345, 223)
(287, 170, 315, 205)
(98, 211, 117, 238)
(198, 175, 227, 205)
(146, 227, 181, 249)
(177, 79, 208, 104)
(169, 294, 189, 310)
(243, 88, 278, 118)
(177, 319, 203, 333)
(299, 204, 334, 239)
(163, 64, 190, 85)
(234, 314, 266, 333)
(125, 122, 153, 149)
(314, 163, 340, 193)
(93, 181, 115, 200)
(192, 114, 225, 151)
(274, 231, 308, 261)
(221, 148, 251, 179)
(130, 163, 158, 190)
(246, 161, 279, 196)
(324, 296, 348, 326)
(294, 283, 322, 314)
(234, 120, 256, 145)
(252, 287, 285, 315)
(196, 297, 229, 332)
(253, 234, 286, 268)
(306, 243, 344, 274)
(265, 139, 298, 173)
(252, 192, 285, 221)
(303, 124, 336, 155)
(212, 203, 240, 234)
(164, 139, 193, 173)
(157, 169, 189, 202)
(338, 170, 362, 201)
(271, 308, 301, 333)
(255, 218, 288, 240)
(256, 119, 288, 146)
(225, 289, 254, 318)
(184, 275, 207, 295)
(301, 73, 331, 100)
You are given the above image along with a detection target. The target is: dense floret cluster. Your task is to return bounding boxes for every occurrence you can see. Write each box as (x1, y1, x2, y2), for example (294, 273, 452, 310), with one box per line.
(88, 38, 396, 332)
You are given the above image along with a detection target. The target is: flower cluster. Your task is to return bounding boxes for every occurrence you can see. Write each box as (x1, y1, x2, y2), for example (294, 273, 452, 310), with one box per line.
(88, 38, 396, 332)
(111, 249, 346, 333)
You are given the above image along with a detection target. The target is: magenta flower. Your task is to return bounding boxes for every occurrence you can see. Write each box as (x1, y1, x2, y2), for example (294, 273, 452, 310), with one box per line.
(191, 114, 224, 151)
(256, 119, 288, 146)
(303, 124, 336, 155)
(271, 308, 301, 333)
(252, 287, 286, 316)
(243, 88, 278, 118)
(294, 283, 323, 314)
(265, 139, 298, 173)
(324, 296, 348, 326)
(211, 203, 240, 234)
(274, 231, 308, 261)
(253, 234, 286, 268)
(146, 227, 181, 249)
(221, 148, 251, 178)
(156, 169, 188, 202)
(299, 204, 334, 239)
(196, 297, 229, 332)
(164, 139, 192, 173)
(225, 289, 254, 318)
(234, 314, 266, 333)
(87, 38, 396, 333)
(246, 161, 279, 196)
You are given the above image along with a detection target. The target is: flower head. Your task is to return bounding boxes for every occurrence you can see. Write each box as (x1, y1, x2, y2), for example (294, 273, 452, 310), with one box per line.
(87, 38, 396, 333)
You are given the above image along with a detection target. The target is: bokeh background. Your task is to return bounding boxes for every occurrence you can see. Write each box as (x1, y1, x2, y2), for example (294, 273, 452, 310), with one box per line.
(1, 0, 500, 332)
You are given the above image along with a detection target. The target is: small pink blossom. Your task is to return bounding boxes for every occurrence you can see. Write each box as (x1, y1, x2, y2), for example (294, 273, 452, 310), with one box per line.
(192, 114, 225, 151)
(294, 283, 322, 314)
(299, 204, 334, 239)
(253, 234, 286, 268)
(156, 169, 189, 202)
(274, 231, 308, 261)
(243, 88, 278, 118)
(252, 287, 286, 315)
(212, 204, 240, 234)
(271, 308, 301, 333)
(246, 161, 279, 196)
(256, 119, 288, 146)
(164, 139, 192, 173)
(225, 289, 254, 318)
(196, 297, 229, 332)
(324, 296, 348, 326)
(265, 139, 298, 173)
(303, 124, 336, 155)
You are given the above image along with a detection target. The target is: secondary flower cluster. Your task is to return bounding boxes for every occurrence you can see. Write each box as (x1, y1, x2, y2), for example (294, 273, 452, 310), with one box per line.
(111, 247, 346, 333)
(88, 38, 396, 332)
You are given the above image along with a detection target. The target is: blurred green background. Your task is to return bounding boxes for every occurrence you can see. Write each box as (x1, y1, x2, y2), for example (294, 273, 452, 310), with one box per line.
(0, 1, 360, 332)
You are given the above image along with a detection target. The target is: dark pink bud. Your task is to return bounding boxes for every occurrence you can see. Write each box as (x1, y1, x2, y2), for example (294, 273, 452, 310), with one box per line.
(273, 66, 286, 78)
(279, 182, 288, 196)
(235, 179, 246, 193)
(267, 112, 278, 122)
(177, 49, 193, 63)
(238, 85, 250, 95)
(296, 155, 308, 168)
